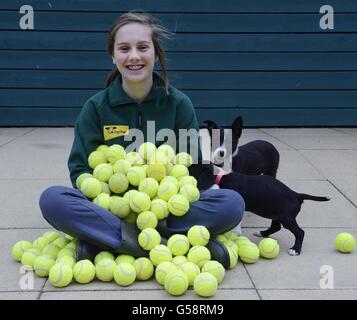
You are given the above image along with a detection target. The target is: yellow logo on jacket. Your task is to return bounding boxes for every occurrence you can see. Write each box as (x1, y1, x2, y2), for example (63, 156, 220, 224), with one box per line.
(103, 125, 129, 141)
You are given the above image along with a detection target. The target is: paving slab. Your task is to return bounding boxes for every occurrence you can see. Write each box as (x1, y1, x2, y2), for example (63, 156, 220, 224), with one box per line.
(259, 289, 357, 300)
(0, 291, 41, 300)
(0, 128, 36, 147)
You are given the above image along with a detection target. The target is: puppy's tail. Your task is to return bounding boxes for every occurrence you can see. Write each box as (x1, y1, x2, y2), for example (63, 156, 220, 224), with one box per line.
(298, 193, 331, 202)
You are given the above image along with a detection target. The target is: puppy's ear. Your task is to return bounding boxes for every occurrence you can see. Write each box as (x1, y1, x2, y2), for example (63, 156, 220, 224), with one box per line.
(232, 116, 243, 138)
(203, 120, 219, 137)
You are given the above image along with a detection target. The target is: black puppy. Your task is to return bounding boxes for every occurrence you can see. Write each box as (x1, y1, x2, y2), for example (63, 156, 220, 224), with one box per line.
(204, 116, 280, 177)
(213, 168, 330, 255)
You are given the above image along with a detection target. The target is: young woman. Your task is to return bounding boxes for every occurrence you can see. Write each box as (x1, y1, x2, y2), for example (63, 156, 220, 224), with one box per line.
(39, 12, 245, 268)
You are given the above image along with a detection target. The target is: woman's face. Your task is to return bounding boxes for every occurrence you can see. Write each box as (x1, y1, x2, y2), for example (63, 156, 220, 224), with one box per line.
(112, 23, 156, 86)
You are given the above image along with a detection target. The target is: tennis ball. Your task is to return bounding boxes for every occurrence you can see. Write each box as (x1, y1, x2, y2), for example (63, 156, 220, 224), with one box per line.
(187, 225, 210, 246)
(236, 237, 252, 249)
(155, 262, 178, 285)
(106, 144, 125, 164)
(258, 238, 280, 259)
(94, 251, 115, 265)
(138, 228, 161, 250)
(96, 144, 109, 153)
(224, 230, 239, 242)
(95, 258, 115, 282)
(115, 254, 135, 265)
(108, 173, 129, 194)
(100, 182, 111, 195)
(161, 176, 180, 190)
(226, 246, 238, 269)
(42, 244, 61, 259)
(42, 230, 61, 242)
(193, 272, 218, 298)
(168, 195, 190, 216)
(139, 142, 157, 160)
(335, 233, 356, 253)
(179, 176, 198, 188)
(134, 257, 154, 280)
(216, 235, 227, 244)
(110, 196, 131, 218)
(150, 199, 169, 220)
(124, 211, 137, 224)
(93, 193, 111, 210)
(93, 163, 113, 182)
(238, 242, 260, 264)
(224, 240, 238, 255)
(180, 261, 200, 286)
(167, 234, 190, 256)
(113, 159, 132, 175)
(88, 150, 107, 169)
(114, 262, 136, 286)
(56, 255, 76, 268)
(175, 152, 193, 167)
(179, 184, 200, 203)
(12, 240, 34, 261)
(126, 152, 145, 166)
(172, 256, 187, 267)
(187, 246, 211, 268)
(136, 211, 158, 230)
(127, 167, 146, 186)
(76, 173, 93, 190)
(124, 189, 139, 202)
(169, 165, 189, 180)
(202, 261, 225, 283)
(57, 248, 76, 260)
(80, 177, 102, 198)
(149, 244, 173, 266)
(164, 270, 189, 296)
(51, 237, 68, 249)
(33, 255, 55, 277)
(139, 177, 159, 198)
(146, 163, 166, 182)
(21, 248, 41, 269)
(130, 192, 151, 214)
(157, 182, 178, 201)
(49, 263, 73, 287)
(157, 144, 176, 162)
(33, 237, 50, 252)
(73, 260, 95, 284)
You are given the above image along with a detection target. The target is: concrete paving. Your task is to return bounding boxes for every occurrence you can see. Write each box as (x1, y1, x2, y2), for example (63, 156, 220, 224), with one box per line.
(1, 127, 357, 300)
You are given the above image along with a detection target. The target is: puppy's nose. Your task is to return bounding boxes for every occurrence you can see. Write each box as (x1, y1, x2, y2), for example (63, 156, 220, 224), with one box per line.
(219, 150, 225, 157)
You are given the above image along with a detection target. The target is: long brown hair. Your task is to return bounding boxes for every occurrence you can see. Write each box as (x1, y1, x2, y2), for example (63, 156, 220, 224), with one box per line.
(106, 11, 172, 95)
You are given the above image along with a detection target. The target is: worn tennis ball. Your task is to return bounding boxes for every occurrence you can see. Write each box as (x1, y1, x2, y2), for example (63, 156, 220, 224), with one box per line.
(193, 272, 218, 298)
(49, 263, 73, 287)
(96, 144, 109, 153)
(115, 254, 135, 265)
(95, 258, 115, 282)
(93, 163, 113, 182)
(51, 237, 68, 249)
(88, 150, 107, 169)
(258, 238, 280, 259)
(134, 257, 154, 280)
(94, 251, 115, 265)
(114, 262, 136, 286)
(150, 199, 168, 220)
(106, 144, 126, 164)
(127, 167, 146, 187)
(126, 152, 145, 166)
(12, 240, 34, 261)
(56, 255, 76, 268)
(179, 184, 200, 203)
(139, 142, 157, 160)
(167, 234, 190, 256)
(157, 144, 176, 162)
(187, 246, 211, 268)
(224, 240, 239, 255)
(226, 246, 238, 269)
(149, 244, 173, 266)
(33, 255, 55, 277)
(180, 261, 200, 286)
(21, 248, 41, 269)
(168, 195, 190, 217)
(202, 261, 225, 283)
(57, 248, 76, 260)
(146, 163, 166, 182)
(172, 256, 187, 267)
(238, 242, 260, 264)
(75, 173, 93, 190)
(161, 176, 180, 190)
(130, 192, 151, 214)
(155, 261, 178, 285)
(110, 196, 131, 218)
(136, 211, 158, 230)
(169, 165, 189, 180)
(73, 260, 95, 284)
(179, 176, 198, 188)
(139, 177, 159, 198)
(335, 233, 356, 253)
(100, 182, 111, 195)
(113, 159, 132, 175)
(108, 173, 129, 194)
(80, 177, 102, 198)
(164, 269, 189, 296)
(42, 230, 61, 242)
(138, 228, 161, 250)
(33, 237, 50, 252)
(187, 225, 210, 246)
(93, 193, 111, 210)
(42, 244, 61, 259)
(175, 152, 193, 167)
(157, 182, 178, 201)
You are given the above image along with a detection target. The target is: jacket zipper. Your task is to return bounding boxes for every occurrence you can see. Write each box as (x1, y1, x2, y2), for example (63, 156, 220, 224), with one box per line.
(137, 103, 142, 129)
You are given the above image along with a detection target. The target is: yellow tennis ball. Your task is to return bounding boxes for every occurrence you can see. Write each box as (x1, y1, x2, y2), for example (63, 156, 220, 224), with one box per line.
(95, 258, 115, 282)
(42, 244, 61, 259)
(130, 192, 151, 214)
(56, 255, 76, 268)
(93, 163, 113, 182)
(96, 144, 109, 153)
(146, 163, 167, 182)
(138, 142, 157, 160)
(155, 261, 178, 285)
(75, 173, 93, 189)
(136, 211, 158, 230)
(124, 211, 137, 224)
(57, 248, 76, 260)
(258, 238, 280, 259)
(33, 255, 55, 277)
(226, 246, 238, 269)
(179, 176, 198, 188)
(172, 256, 187, 267)
(108, 173, 129, 194)
(139, 177, 159, 198)
(335, 232, 356, 253)
(12, 240, 34, 261)
(179, 184, 200, 203)
(138, 228, 161, 250)
(157, 144, 176, 163)
(51, 237, 68, 249)
(127, 167, 146, 187)
(150, 199, 169, 220)
(100, 182, 111, 195)
(124, 189, 139, 202)
(126, 152, 145, 166)
(216, 235, 227, 244)
(106, 144, 126, 164)
(202, 261, 225, 283)
(42, 230, 61, 242)
(94, 251, 115, 265)
(149, 244, 173, 266)
(175, 152, 193, 167)
(193, 272, 218, 297)
(223, 230, 239, 242)
(157, 182, 178, 201)
(167, 234, 190, 256)
(49, 263, 73, 287)
(113, 159, 132, 175)
(161, 176, 180, 189)
(73, 259, 95, 284)
(80, 177, 102, 199)
(110, 196, 131, 218)
(187, 246, 211, 268)
(115, 254, 135, 265)
(187, 225, 210, 246)
(88, 150, 107, 169)
(93, 193, 111, 210)
(114, 262, 136, 286)
(33, 237, 50, 252)
(21, 248, 41, 269)
(224, 240, 238, 255)
(168, 195, 190, 217)
(238, 242, 260, 264)
(134, 257, 154, 280)
(169, 165, 189, 180)
(180, 261, 200, 286)
(164, 269, 189, 296)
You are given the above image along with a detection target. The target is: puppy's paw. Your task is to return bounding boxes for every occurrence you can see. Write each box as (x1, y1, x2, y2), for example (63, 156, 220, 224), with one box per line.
(253, 231, 264, 237)
(288, 249, 300, 256)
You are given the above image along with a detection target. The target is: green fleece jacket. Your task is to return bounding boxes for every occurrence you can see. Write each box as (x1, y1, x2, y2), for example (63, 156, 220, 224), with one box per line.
(68, 73, 202, 188)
